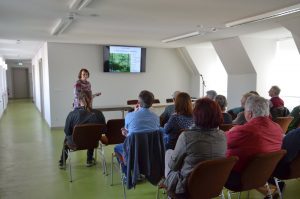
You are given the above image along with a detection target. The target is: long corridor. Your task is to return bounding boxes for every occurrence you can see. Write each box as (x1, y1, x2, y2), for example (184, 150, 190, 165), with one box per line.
(0, 100, 299, 199)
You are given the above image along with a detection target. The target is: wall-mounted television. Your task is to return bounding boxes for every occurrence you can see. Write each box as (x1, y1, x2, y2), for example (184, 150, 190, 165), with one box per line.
(103, 45, 146, 73)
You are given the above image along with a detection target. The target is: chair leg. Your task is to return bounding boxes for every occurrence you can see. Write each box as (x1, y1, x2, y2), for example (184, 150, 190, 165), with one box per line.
(69, 151, 72, 182)
(227, 189, 232, 199)
(94, 148, 97, 162)
(111, 153, 114, 186)
(99, 143, 107, 175)
(220, 190, 225, 199)
(274, 178, 283, 199)
(265, 182, 273, 199)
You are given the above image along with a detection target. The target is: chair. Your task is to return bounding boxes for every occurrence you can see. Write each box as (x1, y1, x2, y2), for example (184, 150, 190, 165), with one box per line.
(226, 150, 286, 199)
(114, 131, 165, 198)
(166, 98, 173, 103)
(188, 156, 239, 199)
(273, 153, 300, 199)
(271, 107, 290, 119)
(219, 124, 234, 131)
(64, 123, 105, 182)
(154, 99, 160, 104)
(127, 99, 138, 105)
(274, 117, 294, 134)
(99, 119, 125, 175)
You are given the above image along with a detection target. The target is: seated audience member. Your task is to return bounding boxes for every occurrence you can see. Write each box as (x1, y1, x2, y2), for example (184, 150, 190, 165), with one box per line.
(228, 91, 259, 120)
(225, 95, 283, 191)
(232, 92, 255, 125)
(215, 94, 232, 124)
(269, 85, 284, 108)
(267, 127, 300, 198)
(114, 90, 160, 171)
(287, 105, 300, 132)
(162, 92, 193, 150)
(164, 98, 226, 198)
(249, 90, 260, 96)
(160, 91, 180, 126)
(59, 90, 106, 168)
(205, 90, 217, 100)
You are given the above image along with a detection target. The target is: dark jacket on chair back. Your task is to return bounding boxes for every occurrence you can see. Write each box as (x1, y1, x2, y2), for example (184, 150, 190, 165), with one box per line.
(123, 131, 165, 189)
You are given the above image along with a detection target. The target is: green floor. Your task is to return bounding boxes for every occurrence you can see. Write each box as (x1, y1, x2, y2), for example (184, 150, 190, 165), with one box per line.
(0, 100, 299, 199)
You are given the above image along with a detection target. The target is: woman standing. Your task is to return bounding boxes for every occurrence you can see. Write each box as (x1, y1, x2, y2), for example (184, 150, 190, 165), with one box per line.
(73, 68, 101, 108)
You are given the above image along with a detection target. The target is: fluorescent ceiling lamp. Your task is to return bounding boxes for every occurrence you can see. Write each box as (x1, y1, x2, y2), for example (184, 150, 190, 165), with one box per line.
(226, 4, 300, 27)
(70, 0, 93, 10)
(162, 31, 200, 43)
(51, 15, 74, 36)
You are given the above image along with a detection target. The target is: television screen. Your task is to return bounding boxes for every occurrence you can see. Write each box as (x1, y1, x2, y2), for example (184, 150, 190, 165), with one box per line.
(103, 45, 146, 72)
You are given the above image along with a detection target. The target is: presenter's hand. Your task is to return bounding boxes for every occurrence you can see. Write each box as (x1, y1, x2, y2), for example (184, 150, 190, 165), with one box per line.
(121, 128, 128, 137)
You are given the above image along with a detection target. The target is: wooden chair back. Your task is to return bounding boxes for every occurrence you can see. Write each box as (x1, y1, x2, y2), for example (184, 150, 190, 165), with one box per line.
(187, 156, 238, 199)
(72, 123, 105, 150)
(239, 150, 286, 191)
(274, 117, 294, 134)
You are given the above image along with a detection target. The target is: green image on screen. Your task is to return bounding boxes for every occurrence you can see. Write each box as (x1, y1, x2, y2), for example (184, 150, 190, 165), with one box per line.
(109, 53, 131, 72)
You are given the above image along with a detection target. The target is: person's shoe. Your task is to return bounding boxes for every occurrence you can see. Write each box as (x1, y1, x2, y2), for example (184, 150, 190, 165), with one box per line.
(264, 192, 279, 199)
(58, 160, 66, 169)
(264, 181, 285, 199)
(158, 178, 167, 189)
(86, 158, 96, 167)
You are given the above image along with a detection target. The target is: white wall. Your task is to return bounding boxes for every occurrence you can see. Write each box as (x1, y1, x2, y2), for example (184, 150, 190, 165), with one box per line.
(240, 37, 277, 98)
(185, 43, 228, 98)
(32, 43, 50, 124)
(45, 43, 192, 127)
(0, 57, 8, 119)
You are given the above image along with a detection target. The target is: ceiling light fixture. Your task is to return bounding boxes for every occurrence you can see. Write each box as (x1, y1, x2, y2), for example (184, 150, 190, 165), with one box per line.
(162, 26, 218, 43)
(225, 4, 300, 28)
(51, 13, 75, 36)
(70, 0, 94, 10)
(162, 31, 200, 43)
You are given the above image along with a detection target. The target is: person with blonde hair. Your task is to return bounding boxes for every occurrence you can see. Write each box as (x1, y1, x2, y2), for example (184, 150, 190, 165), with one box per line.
(59, 90, 106, 168)
(232, 92, 255, 125)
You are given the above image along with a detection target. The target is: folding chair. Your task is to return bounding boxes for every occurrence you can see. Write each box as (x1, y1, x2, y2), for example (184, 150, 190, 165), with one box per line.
(273, 153, 300, 199)
(99, 119, 125, 175)
(63, 123, 105, 182)
(188, 156, 239, 199)
(274, 117, 294, 134)
(226, 150, 286, 199)
(114, 131, 165, 199)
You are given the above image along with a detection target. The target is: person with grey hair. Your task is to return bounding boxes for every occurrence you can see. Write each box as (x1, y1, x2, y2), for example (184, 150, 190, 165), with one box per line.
(160, 91, 181, 126)
(269, 85, 284, 108)
(232, 92, 256, 125)
(225, 95, 283, 196)
(114, 90, 160, 172)
(205, 90, 217, 100)
(215, 95, 232, 124)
